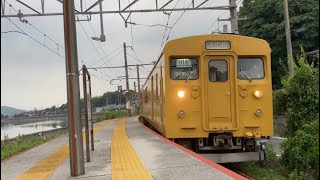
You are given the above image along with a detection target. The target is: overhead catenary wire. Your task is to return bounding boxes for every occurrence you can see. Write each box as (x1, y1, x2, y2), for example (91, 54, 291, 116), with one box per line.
(126, 0, 149, 73)
(7, 3, 65, 49)
(208, 0, 243, 33)
(158, 0, 186, 56)
(7, 2, 98, 66)
(77, 17, 103, 59)
(3, 16, 65, 61)
(76, 17, 118, 79)
(86, 18, 118, 76)
(88, 46, 123, 67)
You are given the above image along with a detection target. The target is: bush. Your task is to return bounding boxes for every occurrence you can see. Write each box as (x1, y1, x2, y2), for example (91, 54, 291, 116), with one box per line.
(272, 89, 287, 116)
(96, 110, 126, 122)
(275, 54, 319, 179)
(281, 55, 319, 135)
(281, 120, 319, 179)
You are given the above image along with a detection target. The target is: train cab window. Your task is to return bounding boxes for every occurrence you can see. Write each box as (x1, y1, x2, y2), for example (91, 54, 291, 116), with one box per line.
(208, 60, 228, 82)
(237, 58, 265, 80)
(170, 58, 198, 80)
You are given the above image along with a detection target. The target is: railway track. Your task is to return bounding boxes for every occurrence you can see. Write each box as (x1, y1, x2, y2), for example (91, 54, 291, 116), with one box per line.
(221, 163, 258, 180)
(232, 169, 258, 180)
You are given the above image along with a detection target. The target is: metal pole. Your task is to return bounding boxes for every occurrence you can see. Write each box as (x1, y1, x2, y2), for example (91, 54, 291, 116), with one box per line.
(136, 65, 141, 113)
(82, 65, 90, 162)
(99, 1, 106, 42)
(123, 42, 131, 117)
(229, 0, 239, 34)
(80, 0, 83, 12)
(88, 74, 94, 151)
(62, 0, 85, 176)
(118, 90, 121, 111)
(283, 0, 294, 74)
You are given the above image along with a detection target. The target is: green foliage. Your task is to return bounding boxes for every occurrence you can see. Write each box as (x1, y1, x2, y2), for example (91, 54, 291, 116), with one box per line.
(273, 54, 319, 179)
(238, 0, 319, 88)
(281, 120, 319, 179)
(231, 161, 287, 180)
(281, 56, 319, 134)
(96, 110, 126, 122)
(1, 134, 57, 160)
(272, 89, 287, 115)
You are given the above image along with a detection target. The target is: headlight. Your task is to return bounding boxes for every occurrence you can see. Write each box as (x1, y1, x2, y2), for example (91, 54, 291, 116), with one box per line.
(178, 110, 185, 118)
(255, 109, 263, 116)
(178, 90, 185, 98)
(254, 89, 263, 98)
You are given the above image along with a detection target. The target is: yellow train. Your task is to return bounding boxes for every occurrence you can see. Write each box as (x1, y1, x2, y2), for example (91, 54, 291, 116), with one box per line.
(140, 34, 273, 164)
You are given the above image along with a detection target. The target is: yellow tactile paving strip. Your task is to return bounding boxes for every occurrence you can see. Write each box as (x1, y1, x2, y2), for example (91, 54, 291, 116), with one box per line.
(111, 118, 153, 180)
(16, 119, 115, 180)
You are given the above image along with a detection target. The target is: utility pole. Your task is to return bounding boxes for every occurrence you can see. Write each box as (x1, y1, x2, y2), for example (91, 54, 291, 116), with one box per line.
(283, 0, 294, 74)
(123, 42, 131, 117)
(136, 65, 141, 113)
(82, 65, 90, 162)
(62, 0, 85, 176)
(229, 0, 239, 34)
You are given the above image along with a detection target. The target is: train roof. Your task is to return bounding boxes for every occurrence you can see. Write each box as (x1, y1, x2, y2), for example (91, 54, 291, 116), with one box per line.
(163, 34, 270, 52)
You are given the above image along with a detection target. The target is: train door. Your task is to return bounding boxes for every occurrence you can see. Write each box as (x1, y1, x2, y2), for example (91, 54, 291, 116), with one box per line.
(204, 56, 234, 130)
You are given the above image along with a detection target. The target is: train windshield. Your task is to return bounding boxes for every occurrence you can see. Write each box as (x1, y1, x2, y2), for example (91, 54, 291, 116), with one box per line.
(170, 58, 199, 80)
(237, 58, 265, 80)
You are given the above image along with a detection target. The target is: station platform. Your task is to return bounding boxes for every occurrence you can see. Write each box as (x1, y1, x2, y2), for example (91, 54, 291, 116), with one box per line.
(1, 117, 247, 180)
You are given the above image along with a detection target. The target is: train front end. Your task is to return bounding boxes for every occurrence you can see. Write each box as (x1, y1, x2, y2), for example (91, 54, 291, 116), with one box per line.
(164, 34, 273, 163)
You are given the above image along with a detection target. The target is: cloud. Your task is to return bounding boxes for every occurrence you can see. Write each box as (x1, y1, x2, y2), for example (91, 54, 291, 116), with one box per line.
(1, 0, 233, 110)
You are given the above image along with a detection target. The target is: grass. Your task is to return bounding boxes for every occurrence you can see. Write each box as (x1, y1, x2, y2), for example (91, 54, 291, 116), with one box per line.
(230, 144, 288, 180)
(96, 110, 126, 122)
(231, 161, 287, 180)
(1, 133, 62, 161)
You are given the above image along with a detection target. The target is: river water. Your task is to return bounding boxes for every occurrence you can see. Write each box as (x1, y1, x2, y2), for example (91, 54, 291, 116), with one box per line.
(1, 120, 68, 140)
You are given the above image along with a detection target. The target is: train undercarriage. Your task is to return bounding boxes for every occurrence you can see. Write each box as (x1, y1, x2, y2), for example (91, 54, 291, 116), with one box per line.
(174, 135, 269, 165)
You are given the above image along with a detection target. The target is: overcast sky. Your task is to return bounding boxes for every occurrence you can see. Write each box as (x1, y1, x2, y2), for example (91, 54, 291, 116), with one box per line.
(1, 0, 239, 111)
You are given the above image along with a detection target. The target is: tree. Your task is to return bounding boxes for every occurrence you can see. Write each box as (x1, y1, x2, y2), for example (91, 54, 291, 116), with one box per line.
(238, 0, 319, 88)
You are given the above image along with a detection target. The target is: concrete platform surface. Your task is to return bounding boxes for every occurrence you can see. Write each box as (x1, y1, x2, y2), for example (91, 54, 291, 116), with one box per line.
(1, 117, 247, 180)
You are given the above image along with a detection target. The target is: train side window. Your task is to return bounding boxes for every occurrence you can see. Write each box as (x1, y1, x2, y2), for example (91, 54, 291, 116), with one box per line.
(156, 74, 159, 100)
(208, 60, 228, 82)
(144, 88, 148, 103)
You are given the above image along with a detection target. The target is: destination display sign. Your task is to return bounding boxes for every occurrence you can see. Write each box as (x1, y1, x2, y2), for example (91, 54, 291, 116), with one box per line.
(176, 59, 192, 67)
(205, 41, 231, 50)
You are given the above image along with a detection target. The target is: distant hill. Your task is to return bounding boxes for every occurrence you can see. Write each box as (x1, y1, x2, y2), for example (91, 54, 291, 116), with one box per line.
(1, 106, 26, 116)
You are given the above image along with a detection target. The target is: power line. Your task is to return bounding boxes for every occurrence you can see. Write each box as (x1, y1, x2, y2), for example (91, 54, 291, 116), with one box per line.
(207, 0, 242, 33)
(77, 17, 102, 59)
(87, 19, 108, 64)
(6, 2, 64, 49)
(86, 18, 118, 77)
(161, 1, 193, 51)
(3, 16, 65, 61)
(77, 17, 117, 78)
(128, 22, 171, 28)
(4, 2, 66, 59)
(88, 46, 122, 67)
(158, 0, 188, 56)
